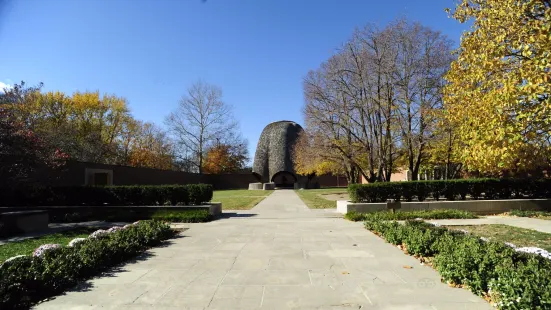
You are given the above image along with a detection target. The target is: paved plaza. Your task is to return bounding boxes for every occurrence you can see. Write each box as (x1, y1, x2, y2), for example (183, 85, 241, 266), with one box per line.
(35, 190, 492, 310)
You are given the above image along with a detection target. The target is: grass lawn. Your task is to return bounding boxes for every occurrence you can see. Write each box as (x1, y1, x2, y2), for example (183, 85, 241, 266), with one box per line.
(212, 189, 274, 210)
(447, 224, 551, 252)
(294, 187, 348, 209)
(0, 227, 96, 263)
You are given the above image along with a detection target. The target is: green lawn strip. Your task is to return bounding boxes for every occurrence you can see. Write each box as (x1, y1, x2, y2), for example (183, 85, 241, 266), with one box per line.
(447, 224, 551, 252)
(213, 190, 274, 210)
(345, 209, 478, 222)
(294, 188, 348, 209)
(0, 227, 96, 263)
(508, 210, 551, 220)
(150, 209, 211, 222)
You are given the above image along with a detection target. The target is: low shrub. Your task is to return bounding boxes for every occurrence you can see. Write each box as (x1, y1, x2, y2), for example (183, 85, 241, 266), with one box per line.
(0, 220, 175, 309)
(362, 217, 551, 309)
(348, 178, 551, 203)
(0, 184, 213, 207)
(345, 209, 477, 222)
(509, 210, 551, 218)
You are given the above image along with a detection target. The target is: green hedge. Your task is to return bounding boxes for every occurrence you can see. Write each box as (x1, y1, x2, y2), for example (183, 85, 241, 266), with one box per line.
(348, 178, 551, 203)
(364, 218, 551, 309)
(345, 209, 477, 222)
(0, 184, 213, 207)
(0, 220, 175, 309)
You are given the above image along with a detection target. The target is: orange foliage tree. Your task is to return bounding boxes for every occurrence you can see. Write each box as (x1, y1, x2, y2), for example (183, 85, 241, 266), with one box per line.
(202, 144, 247, 174)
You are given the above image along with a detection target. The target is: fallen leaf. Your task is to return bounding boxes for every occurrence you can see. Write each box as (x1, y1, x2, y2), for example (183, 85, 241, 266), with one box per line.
(341, 271, 350, 275)
(403, 265, 413, 269)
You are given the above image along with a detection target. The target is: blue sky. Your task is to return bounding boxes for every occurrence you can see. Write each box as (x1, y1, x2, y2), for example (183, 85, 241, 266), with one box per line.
(0, 0, 469, 163)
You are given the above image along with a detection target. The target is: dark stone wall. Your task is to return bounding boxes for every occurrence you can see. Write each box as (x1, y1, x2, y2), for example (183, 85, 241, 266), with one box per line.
(40, 161, 256, 190)
(36, 160, 344, 190)
(252, 121, 304, 183)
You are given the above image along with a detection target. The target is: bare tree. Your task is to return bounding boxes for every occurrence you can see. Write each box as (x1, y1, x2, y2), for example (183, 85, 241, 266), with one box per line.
(165, 81, 240, 174)
(303, 19, 454, 182)
(391, 19, 454, 180)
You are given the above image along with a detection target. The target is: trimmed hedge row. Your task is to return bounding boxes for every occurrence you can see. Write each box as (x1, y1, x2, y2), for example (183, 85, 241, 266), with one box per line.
(364, 219, 551, 309)
(0, 220, 175, 309)
(344, 209, 477, 222)
(348, 178, 551, 203)
(0, 184, 213, 207)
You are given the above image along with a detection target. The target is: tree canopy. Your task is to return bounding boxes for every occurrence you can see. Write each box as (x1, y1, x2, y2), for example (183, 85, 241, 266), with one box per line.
(444, 0, 551, 174)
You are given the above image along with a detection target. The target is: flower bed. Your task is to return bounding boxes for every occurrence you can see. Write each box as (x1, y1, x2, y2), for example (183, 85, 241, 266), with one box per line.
(363, 218, 551, 309)
(0, 220, 175, 309)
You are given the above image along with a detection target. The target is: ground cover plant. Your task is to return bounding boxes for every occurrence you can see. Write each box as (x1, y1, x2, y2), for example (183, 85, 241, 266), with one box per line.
(212, 189, 273, 210)
(508, 210, 551, 220)
(362, 218, 551, 309)
(295, 188, 348, 209)
(345, 209, 477, 222)
(0, 220, 175, 309)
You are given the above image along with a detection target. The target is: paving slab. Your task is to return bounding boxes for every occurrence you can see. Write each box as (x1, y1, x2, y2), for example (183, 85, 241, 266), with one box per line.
(34, 190, 493, 310)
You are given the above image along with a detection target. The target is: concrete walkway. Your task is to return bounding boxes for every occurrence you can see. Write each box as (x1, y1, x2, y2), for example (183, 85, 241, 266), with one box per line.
(35, 190, 492, 310)
(428, 216, 551, 234)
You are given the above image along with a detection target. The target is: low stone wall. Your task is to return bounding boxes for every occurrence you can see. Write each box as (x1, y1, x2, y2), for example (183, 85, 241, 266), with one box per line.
(0, 210, 49, 237)
(337, 199, 551, 215)
(248, 183, 263, 190)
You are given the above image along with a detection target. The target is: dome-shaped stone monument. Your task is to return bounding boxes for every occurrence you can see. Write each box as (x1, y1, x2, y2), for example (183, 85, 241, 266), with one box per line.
(252, 120, 303, 187)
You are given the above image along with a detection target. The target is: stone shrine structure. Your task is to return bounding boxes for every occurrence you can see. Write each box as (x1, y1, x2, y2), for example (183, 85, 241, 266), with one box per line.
(252, 121, 303, 188)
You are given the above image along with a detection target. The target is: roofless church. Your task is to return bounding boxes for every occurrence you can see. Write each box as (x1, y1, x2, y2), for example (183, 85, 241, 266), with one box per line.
(251, 121, 303, 188)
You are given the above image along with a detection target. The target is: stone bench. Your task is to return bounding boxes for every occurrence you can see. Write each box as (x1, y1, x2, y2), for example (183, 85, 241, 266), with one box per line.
(0, 210, 49, 237)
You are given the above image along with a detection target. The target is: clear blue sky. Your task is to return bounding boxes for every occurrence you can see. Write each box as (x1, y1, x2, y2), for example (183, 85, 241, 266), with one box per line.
(0, 0, 468, 163)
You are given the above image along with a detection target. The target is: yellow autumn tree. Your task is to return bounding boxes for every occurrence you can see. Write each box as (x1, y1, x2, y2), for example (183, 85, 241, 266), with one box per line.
(202, 144, 247, 174)
(444, 0, 551, 174)
(292, 132, 349, 181)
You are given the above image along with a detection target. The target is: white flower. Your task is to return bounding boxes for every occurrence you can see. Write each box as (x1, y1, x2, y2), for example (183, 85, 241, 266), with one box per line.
(0, 255, 28, 269)
(2, 255, 27, 264)
(515, 247, 551, 260)
(89, 229, 108, 238)
(68, 238, 86, 247)
(33, 244, 61, 257)
(458, 229, 469, 234)
(107, 226, 124, 233)
(479, 237, 490, 242)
